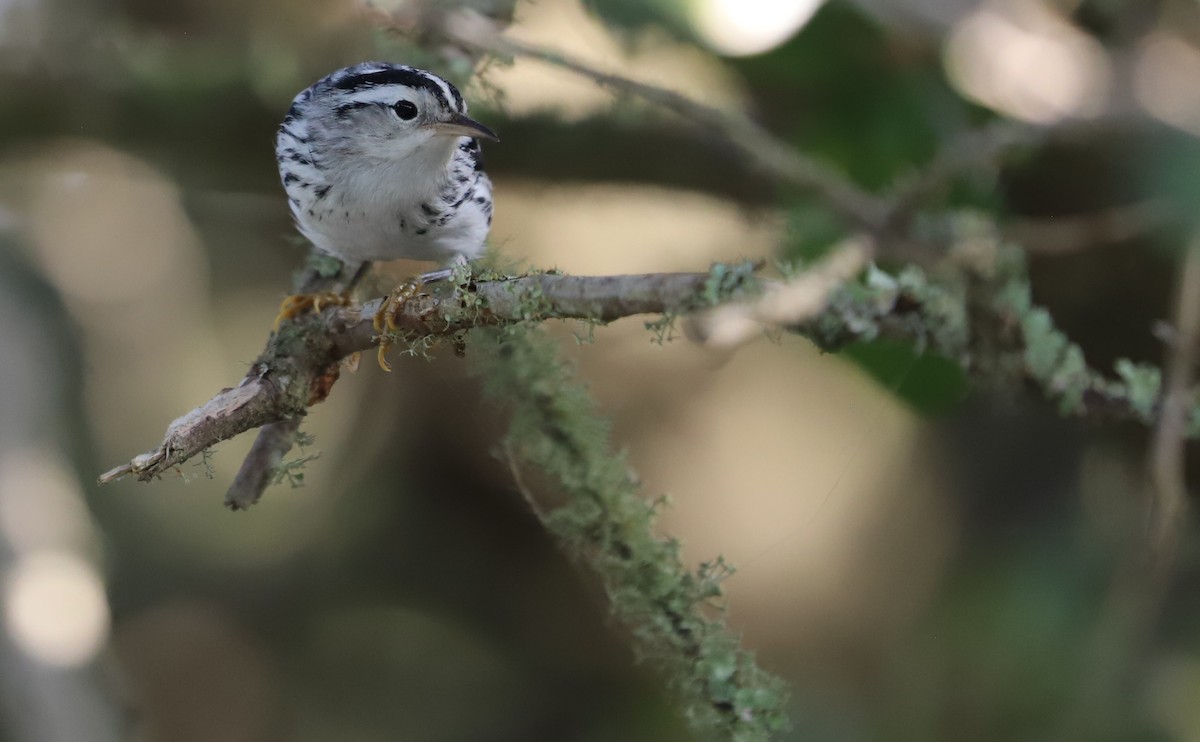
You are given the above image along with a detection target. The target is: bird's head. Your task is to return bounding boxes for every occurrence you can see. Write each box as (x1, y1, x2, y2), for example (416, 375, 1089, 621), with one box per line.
(296, 62, 498, 168)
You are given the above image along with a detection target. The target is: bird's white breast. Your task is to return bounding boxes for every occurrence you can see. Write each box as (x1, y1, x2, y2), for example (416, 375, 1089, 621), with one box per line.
(286, 136, 491, 265)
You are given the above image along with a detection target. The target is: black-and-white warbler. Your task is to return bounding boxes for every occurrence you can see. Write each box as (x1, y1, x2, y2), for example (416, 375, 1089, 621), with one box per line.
(276, 62, 498, 283)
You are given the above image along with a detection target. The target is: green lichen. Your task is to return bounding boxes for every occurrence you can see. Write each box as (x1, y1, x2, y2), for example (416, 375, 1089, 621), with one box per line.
(1046, 345, 1092, 414)
(570, 319, 599, 345)
(702, 260, 760, 306)
(387, 331, 442, 362)
(1022, 309, 1069, 380)
(272, 431, 321, 489)
(778, 244, 1200, 430)
(271, 452, 321, 488)
(502, 273, 555, 320)
(795, 261, 967, 361)
(643, 261, 759, 345)
(1009, 304, 1092, 415)
(645, 310, 680, 345)
(1113, 359, 1162, 423)
(181, 448, 217, 483)
(907, 267, 969, 348)
(471, 325, 790, 740)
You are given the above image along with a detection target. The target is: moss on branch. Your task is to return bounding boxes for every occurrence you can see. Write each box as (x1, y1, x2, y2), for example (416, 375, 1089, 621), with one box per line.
(472, 325, 789, 739)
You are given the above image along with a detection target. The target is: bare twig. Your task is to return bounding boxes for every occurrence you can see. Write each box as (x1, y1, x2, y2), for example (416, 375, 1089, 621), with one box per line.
(225, 415, 304, 510)
(1145, 236, 1200, 599)
(1069, 236, 1200, 733)
(885, 120, 1042, 223)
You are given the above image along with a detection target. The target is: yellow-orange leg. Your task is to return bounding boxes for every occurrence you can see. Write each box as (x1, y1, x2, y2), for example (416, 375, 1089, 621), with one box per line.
(372, 282, 422, 372)
(274, 292, 354, 330)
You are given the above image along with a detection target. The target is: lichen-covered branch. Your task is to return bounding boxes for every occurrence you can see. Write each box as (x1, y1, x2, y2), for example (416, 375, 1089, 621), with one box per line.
(97, 268, 751, 495)
(100, 235, 1200, 492)
(690, 237, 872, 348)
(793, 236, 1195, 430)
(99, 246, 1200, 501)
(472, 325, 789, 738)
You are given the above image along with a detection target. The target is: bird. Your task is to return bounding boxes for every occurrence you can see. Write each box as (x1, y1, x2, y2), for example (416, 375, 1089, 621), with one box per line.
(273, 62, 498, 363)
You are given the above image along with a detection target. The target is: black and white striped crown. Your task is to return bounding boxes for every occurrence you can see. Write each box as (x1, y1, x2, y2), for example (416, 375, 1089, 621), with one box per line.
(290, 62, 468, 118)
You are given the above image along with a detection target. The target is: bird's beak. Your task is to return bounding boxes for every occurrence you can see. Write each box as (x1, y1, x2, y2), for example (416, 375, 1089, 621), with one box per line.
(431, 113, 500, 142)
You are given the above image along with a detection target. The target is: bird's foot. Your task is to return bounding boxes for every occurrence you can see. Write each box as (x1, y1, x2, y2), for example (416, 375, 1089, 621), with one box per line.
(372, 281, 424, 372)
(274, 292, 355, 330)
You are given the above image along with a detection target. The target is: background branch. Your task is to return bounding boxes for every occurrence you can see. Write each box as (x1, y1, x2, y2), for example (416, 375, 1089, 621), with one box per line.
(883, 120, 1041, 224)
(425, 9, 1092, 250)
(1135, 236, 1200, 636)
(1146, 237, 1200, 587)
(429, 9, 892, 232)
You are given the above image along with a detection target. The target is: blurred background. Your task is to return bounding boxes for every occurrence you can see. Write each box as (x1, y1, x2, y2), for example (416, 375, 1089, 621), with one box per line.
(2, 0, 1200, 739)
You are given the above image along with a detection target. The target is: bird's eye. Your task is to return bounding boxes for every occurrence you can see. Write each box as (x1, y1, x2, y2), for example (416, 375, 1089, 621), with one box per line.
(392, 100, 418, 120)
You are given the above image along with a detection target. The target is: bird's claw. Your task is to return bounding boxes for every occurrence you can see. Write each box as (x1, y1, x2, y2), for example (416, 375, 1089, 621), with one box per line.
(372, 281, 423, 372)
(274, 292, 354, 330)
